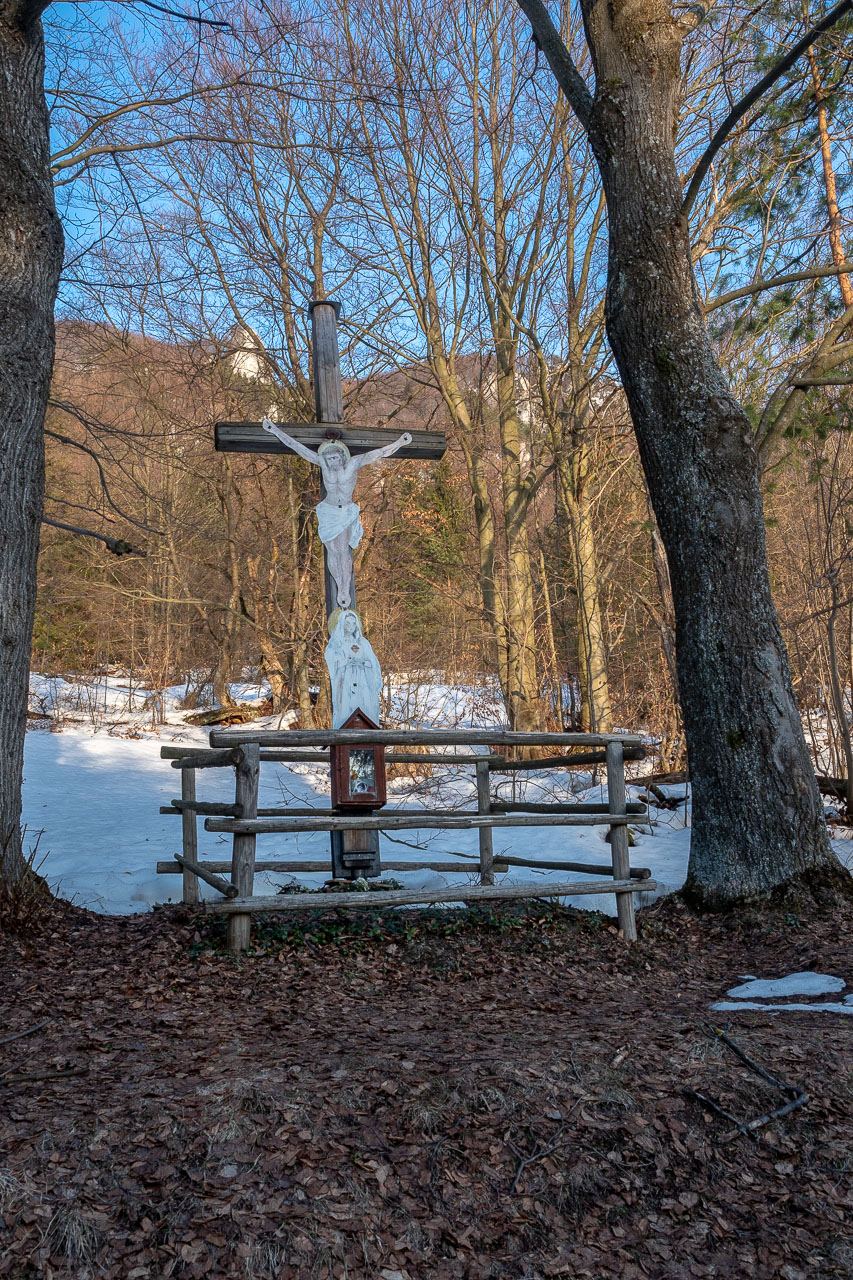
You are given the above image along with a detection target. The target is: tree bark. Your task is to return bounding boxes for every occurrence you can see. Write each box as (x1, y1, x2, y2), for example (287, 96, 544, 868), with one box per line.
(286, 468, 317, 727)
(516, 0, 845, 905)
(496, 353, 545, 734)
(245, 550, 289, 714)
(555, 439, 613, 732)
(580, 0, 837, 905)
(456, 423, 510, 698)
(805, 34, 853, 310)
(0, 5, 64, 885)
(645, 492, 685, 769)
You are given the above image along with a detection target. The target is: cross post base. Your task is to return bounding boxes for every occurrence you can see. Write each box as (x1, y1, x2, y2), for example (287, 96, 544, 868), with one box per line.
(330, 828, 381, 879)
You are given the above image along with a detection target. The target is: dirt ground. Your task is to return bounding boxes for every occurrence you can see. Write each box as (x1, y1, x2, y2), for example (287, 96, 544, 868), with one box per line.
(1, 893, 851, 1280)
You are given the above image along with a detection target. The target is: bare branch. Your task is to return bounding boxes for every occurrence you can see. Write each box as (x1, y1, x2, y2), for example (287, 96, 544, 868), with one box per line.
(675, 0, 718, 35)
(53, 135, 254, 183)
(44, 425, 164, 533)
(117, 0, 229, 28)
(793, 374, 853, 385)
(50, 79, 250, 167)
(41, 517, 144, 556)
(706, 261, 853, 312)
(512, 0, 593, 130)
(681, 0, 853, 222)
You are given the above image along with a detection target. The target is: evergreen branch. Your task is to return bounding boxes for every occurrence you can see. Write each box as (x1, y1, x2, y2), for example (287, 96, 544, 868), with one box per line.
(681, 0, 853, 222)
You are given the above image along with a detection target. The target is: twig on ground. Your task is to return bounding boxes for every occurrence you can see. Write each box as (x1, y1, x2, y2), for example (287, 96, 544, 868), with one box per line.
(710, 1025, 804, 1096)
(685, 1027, 809, 1144)
(508, 1128, 569, 1192)
(428, 1132, 457, 1206)
(0, 1020, 50, 1048)
(721, 1094, 808, 1143)
(683, 1088, 757, 1141)
(0, 1067, 87, 1085)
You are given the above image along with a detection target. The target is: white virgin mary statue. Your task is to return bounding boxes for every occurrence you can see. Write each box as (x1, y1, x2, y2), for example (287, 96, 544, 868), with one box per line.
(324, 610, 383, 729)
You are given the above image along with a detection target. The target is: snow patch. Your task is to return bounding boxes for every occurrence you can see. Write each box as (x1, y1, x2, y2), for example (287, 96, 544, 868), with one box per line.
(712, 970, 851, 1015)
(21, 715, 691, 916)
(712, 1000, 853, 1016)
(724, 972, 846, 1000)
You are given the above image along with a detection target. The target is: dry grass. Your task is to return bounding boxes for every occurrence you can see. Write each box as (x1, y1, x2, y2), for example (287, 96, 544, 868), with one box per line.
(45, 1205, 103, 1267)
(0, 1168, 27, 1215)
(400, 1071, 525, 1134)
(0, 832, 59, 935)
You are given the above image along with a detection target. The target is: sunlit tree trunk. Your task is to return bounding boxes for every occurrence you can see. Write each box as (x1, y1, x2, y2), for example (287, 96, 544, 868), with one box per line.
(555, 440, 612, 732)
(286, 468, 317, 726)
(456, 422, 511, 698)
(493, 341, 544, 732)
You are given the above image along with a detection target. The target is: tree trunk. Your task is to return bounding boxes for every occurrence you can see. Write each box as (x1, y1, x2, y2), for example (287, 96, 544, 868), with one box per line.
(495, 352, 545, 733)
(0, 6, 64, 885)
(806, 36, 853, 311)
(556, 442, 613, 733)
(456, 428, 510, 699)
(246, 551, 289, 714)
(580, 1, 839, 905)
(645, 493, 685, 769)
(826, 582, 853, 815)
(286, 468, 317, 727)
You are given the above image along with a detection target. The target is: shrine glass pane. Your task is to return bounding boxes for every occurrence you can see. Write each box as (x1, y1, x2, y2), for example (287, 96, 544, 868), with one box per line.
(348, 749, 377, 798)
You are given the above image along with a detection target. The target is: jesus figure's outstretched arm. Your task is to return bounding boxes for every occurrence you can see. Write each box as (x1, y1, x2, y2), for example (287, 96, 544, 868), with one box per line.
(354, 431, 412, 470)
(262, 419, 321, 466)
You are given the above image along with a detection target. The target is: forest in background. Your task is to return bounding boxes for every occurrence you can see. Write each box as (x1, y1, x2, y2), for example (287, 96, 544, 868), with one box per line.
(38, 0, 853, 779)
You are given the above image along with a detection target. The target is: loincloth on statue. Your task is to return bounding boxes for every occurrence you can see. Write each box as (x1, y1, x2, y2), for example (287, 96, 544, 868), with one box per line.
(315, 500, 363, 548)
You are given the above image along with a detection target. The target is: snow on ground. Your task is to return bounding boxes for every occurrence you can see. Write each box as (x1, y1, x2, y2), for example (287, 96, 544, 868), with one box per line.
(712, 999, 853, 1014)
(20, 671, 852, 917)
(712, 971, 853, 1015)
(723, 973, 846, 999)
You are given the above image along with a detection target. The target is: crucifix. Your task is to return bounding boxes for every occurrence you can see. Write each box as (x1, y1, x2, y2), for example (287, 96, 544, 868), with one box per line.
(215, 299, 446, 878)
(215, 301, 446, 617)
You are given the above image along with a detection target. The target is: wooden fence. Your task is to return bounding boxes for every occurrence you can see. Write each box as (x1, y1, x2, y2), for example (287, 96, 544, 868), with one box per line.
(157, 729, 656, 950)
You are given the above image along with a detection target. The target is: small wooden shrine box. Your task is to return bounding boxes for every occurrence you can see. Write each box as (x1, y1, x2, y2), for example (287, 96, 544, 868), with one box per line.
(330, 709, 387, 810)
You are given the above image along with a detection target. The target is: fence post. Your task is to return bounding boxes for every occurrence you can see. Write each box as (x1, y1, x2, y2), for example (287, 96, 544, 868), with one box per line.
(181, 766, 199, 905)
(605, 740, 637, 942)
(476, 759, 494, 885)
(228, 743, 259, 952)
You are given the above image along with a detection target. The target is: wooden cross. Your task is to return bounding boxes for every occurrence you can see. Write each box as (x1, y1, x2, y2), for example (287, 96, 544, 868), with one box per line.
(214, 300, 446, 878)
(215, 300, 446, 616)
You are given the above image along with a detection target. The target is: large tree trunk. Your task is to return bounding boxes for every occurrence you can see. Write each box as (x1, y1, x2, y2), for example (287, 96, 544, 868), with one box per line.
(0, 6, 64, 885)
(579, 0, 840, 906)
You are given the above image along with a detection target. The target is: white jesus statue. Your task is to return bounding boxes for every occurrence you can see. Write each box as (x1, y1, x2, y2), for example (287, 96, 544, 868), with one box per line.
(262, 419, 412, 609)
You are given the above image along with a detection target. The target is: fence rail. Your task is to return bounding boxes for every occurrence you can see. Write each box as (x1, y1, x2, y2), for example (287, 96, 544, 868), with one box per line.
(157, 729, 651, 950)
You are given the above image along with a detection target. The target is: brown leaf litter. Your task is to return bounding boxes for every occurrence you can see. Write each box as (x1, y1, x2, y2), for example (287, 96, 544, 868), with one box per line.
(1, 894, 851, 1279)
